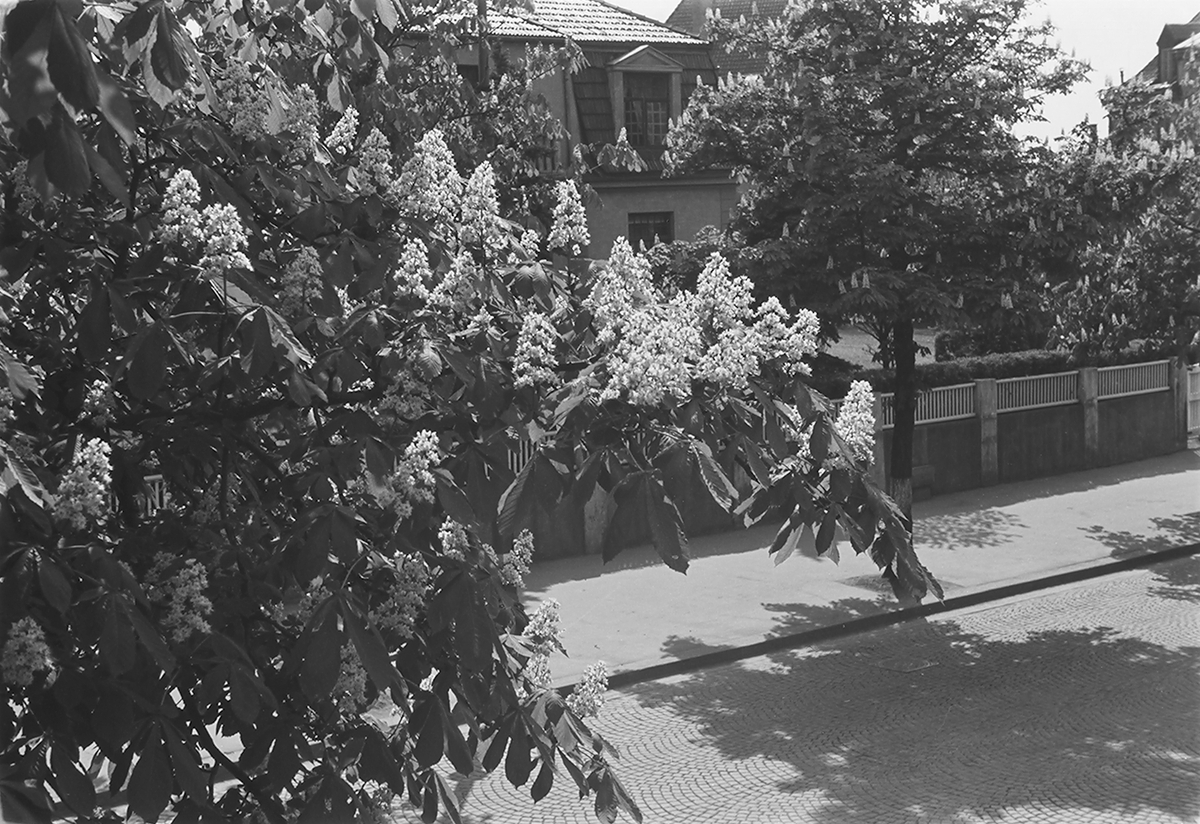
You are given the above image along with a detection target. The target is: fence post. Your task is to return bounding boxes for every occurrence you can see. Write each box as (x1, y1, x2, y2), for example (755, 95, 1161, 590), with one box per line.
(1171, 357, 1187, 448)
(871, 394, 886, 487)
(1078, 367, 1099, 466)
(975, 379, 998, 486)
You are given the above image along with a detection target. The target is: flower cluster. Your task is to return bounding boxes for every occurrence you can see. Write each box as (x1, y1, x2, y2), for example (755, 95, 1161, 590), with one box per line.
(513, 312, 559, 389)
(10, 161, 38, 215)
(327, 106, 359, 154)
(566, 661, 608, 718)
(394, 238, 433, 301)
(584, 238, 659, 344)
(369, 554, 430, 640)
(462, 162, 505, 255)
(547, 180, 589, 255)
(199, 204, 252, 277)
(834, 380, 877, 465)
(366, 430, 440, 520)
(378, 367, 432, 422)
(0, 388, 13, 433)
(358, 128, 398, 196)
(213, 62, 268, 140)
(438, 519, 470, 561)
(753, 298, 819, 375)
(599, 298, 702, 405)
(694, 252, 755, 332)
(281, 83, 320, 162)
(1, 617, 55, 687)
(429, 250, 476, 311)
(335, 642, 370, 714)
(158, 170, 203, 246)
(398, 129, 463, 226)
(279, 247, 324, 318)
(596, 250, 820, 403)
(82, 379, 115, 427)
(148, 556, 213, 645)
(522, 599, 563, 689)
(54, 438, 111, 531)
(499, 529, 535, 588)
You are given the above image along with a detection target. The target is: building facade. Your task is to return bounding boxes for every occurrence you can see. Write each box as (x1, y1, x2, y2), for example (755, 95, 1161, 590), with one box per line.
(485, 0, 739, 255)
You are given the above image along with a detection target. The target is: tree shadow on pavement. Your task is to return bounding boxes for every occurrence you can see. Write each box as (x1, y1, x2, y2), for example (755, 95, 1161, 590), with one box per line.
(628, 611, 1200, 823)
(1084, 514, 1200, 601)
(914, 507, 1025, 552)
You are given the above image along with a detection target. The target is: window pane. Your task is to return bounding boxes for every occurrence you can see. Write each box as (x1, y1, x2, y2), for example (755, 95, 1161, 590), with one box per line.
(628, 212, 674, 251)
(624, 73, 671, 147)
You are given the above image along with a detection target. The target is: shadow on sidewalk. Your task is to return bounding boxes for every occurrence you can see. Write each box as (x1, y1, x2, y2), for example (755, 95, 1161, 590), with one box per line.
(627, 603, 1200, 824)
(1084, 515, 1200, 601)
(915, 449, 1200, 516)
(522, 521, 781, 594)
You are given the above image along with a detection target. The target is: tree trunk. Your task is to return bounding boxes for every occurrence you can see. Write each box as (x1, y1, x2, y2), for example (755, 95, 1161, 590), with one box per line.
(888, 317, 917, 526)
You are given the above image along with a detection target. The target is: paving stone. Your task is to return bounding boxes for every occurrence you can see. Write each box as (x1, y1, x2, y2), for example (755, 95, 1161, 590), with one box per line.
(394, 557, 1200, 823)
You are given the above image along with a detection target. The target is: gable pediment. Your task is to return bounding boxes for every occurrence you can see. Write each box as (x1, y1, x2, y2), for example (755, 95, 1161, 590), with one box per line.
(609, 45, 684, 72)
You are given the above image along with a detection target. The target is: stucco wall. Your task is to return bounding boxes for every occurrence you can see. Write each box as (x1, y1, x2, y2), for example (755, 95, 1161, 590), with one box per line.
(1097, 391, 1178, 466)
(585, 178, 737, 256)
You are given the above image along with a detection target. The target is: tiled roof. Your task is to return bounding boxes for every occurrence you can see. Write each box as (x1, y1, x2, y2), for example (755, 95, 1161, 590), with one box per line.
(665, 0, 790, 73)
(491, 0, 705, 44)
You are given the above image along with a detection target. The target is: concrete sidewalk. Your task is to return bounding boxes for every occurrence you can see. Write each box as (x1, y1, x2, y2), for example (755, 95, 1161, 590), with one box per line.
(524, 448, 1200, 686)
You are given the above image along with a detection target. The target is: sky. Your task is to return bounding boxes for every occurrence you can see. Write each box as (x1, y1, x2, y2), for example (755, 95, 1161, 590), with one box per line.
(609, 0, 1200, 140)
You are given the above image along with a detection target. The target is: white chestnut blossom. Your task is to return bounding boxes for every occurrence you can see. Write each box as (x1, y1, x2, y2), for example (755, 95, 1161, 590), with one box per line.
(513, 312, 559, 389)
(366, 430, 440, 519)
(357, 128, 398, 197)
(397, 129, 463, 227)
(461, 161, 505, 256)
(519, 227, 543, 259)
(584, 238, 659, 344)
(547, 180, 589, 255)
(599, 296, 702, 405)
(369, 554, 430, 640)
(327, 106, 359, 154)
(499, 529, 535, 588)
(147, 556, 213, 645)
(438, 519, 470, 561)
(199, 204, 251, 277)
(834, 380, 876, 465)
(523, 599, 563, 688)
(393, 238, 433, 301)
(54, 438, 111, 530)
(335, 642, 370, 713)
(1, 617, 55, 687)
(281, 83, 320, 162)
(279, 247, 324, 318)
(694, 252, 754, 332)
(566, 661, 608, 718)
(82, 379, 115, 427)
(753, 298, 819, 375)
(429, 250, 476, 311)
(213, 61, 268, 140)
(158, 170, 203, 246)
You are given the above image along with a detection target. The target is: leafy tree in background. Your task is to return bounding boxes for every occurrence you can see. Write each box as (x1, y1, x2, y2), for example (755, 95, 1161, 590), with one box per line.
(1032, 81, 1200, 356)
(665, 0, 1084, 518)
(0, 1, 934, 822)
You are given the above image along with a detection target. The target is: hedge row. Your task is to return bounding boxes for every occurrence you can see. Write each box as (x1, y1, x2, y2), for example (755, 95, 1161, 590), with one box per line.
(809, 345, 1196, 398)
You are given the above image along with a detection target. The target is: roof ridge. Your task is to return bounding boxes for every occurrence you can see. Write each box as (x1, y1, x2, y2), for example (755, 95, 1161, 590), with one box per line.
(577, 0, 706, 42)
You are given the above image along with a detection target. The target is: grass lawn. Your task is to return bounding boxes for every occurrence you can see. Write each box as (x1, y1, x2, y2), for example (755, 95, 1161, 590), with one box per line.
(822, 326, 939, 369)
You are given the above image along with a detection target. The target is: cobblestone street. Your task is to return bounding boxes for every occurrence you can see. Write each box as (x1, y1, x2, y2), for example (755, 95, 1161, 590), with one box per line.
(404, 554, 1200, 823)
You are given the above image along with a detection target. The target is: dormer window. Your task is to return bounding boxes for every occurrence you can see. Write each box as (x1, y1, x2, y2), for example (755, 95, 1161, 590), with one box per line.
(624, 73, 671, 146)
(608, 46, 684, 152)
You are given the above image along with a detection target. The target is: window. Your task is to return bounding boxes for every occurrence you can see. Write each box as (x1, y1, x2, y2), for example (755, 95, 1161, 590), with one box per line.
(628, 212, 674, 250)
(624, 73, 671, 146)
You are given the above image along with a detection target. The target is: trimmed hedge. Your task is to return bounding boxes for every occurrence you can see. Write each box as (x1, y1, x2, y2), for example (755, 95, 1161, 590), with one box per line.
(808, 345, 1196, 398)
